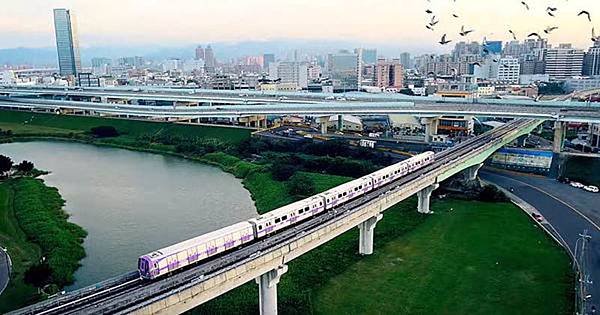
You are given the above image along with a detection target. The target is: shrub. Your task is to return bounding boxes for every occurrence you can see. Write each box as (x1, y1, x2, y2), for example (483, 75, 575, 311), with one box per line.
(287, 173, 316, 197)
(271, 163, 298, 181)
(478, 185, 509, 202)
(90, 126, 119, 138)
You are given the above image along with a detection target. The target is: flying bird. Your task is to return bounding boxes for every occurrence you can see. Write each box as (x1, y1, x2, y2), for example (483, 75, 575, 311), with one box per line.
(521, 1, 529, 10)
(425, 9, 433, 14)
(544, 26, 559, 34)
(460, 26, 474, 36)
(452, 13, 459, 18)
(527, 32, 543, 40)
(439, 34, 452, 45)
(579, 11, 592, 22)
(508, 29, 517, 40)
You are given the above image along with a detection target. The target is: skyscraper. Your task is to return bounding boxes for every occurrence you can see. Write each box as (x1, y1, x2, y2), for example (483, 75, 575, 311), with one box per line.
(263, 53, 275, 71)
(195, 46, 205, 61)
(53, 9, 81, 76)
(204, 45, 216, 70)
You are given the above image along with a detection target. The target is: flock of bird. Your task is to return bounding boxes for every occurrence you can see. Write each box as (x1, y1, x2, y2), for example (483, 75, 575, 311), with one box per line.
(424, 0, 598, 46)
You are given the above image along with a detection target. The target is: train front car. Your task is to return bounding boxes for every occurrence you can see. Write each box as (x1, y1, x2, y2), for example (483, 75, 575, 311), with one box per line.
(138, 222, 255, 280)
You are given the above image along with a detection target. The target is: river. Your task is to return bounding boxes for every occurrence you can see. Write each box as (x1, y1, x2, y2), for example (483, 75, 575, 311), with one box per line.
(0, 141, 258, 290)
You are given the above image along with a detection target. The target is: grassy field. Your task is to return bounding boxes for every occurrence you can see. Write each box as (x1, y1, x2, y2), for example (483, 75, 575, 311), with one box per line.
(195, 198, 573, 314)
(564, 156, 600, 187)
(0, 178, 87, 312)
(0, 181, 41, 312)
(313, 200, 573, 315)
(0, 109, 251, 145)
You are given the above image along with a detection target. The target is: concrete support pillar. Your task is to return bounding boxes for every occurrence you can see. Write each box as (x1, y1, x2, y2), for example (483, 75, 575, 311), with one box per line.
(321, 121, 328, 134)
(256, 265, 288, 315)
(516, 134, 528, 147)
(553, 121, 566, 153)
(358, 214, 383, 255)
(465, 163, 484, 181)
(260, 118, 268, 129)
(417, 183, 439, 214)
(420, 117, 438, 144)
(337, 114, 343, 131)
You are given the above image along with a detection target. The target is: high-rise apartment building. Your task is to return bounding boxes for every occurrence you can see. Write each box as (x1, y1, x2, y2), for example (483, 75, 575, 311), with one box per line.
(53, 8, 81, 76)
(268, 62, 308, 89)
(400, 52, 412, 69)
(544, 44, 584, 79)
(375, 59, 404, 89)
(496, 57, 521, 83)
(583, 41, 600, 76)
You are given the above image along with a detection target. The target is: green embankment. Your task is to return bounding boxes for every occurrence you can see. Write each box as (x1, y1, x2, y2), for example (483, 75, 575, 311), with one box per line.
(0, 109, 251, 145)
(0, 178, 86, 312)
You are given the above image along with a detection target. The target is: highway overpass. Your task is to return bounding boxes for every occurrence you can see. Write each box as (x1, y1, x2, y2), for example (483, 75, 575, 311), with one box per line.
(10, 119, 542, 315)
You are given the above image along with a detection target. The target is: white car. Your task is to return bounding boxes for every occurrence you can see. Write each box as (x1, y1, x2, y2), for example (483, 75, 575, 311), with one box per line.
(583, 186, 599, 193)
(570, 182, 585, 188)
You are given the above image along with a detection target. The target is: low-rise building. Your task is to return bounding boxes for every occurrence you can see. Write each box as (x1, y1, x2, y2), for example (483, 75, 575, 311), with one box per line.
(328, 115, 363, 131)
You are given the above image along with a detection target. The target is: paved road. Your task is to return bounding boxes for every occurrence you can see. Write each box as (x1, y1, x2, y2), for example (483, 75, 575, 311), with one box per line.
(481, 169, 600, 314)
(0, 248, 10, 296)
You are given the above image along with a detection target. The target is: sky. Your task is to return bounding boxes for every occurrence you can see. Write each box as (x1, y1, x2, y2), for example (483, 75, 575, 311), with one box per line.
(2, 0, 600, 52)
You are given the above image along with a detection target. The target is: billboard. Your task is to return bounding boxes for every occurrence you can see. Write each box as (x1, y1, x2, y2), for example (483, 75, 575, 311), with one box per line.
(490, 148, 553, 172)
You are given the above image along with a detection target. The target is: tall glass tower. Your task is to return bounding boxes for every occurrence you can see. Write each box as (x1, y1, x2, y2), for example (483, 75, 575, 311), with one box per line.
(53, 9, 82, 76)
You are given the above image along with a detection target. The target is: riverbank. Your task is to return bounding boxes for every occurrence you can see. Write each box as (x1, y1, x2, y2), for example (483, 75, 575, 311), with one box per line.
(0, 109, 574, 313)
(0, 177, 86, 313)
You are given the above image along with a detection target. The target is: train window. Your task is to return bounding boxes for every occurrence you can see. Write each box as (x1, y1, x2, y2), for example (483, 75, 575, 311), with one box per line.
(338, 194, 342, 198)
(282, 215, 288, 221)
(359, 185, 362, 189)
(258, 225, 262, 230)
(343, 192, 347, 196)
(320, 202, 323, 206)
(299, 209, 303, 214)
(275, 218, 281, 223)
(305, 206, 309, 211)
(327, 199, 330, 202)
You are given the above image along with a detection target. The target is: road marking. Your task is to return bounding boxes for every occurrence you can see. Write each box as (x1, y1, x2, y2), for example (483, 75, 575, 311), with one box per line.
(486, 172, 600, 232)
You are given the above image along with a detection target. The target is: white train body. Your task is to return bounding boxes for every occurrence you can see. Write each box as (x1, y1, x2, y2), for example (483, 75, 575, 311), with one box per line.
(138, 151, 435, 279)
(248, 195, 326, 238)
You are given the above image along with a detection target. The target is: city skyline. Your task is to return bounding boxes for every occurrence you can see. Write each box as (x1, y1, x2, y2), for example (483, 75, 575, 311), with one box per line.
(1, 0, 600, 52)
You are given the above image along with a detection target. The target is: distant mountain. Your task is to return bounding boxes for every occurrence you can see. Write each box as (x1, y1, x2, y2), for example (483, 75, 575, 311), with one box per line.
(0, 40, 435, 66)
(0, 47, 57, 67)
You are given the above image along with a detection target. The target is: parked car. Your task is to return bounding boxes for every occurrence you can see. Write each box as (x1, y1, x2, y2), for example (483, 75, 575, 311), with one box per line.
(583, 186, 599, 193)
(570, 182, 585, 188)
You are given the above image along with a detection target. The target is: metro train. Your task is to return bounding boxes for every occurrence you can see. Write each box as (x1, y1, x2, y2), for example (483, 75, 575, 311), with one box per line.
(138, 151, 435, 279)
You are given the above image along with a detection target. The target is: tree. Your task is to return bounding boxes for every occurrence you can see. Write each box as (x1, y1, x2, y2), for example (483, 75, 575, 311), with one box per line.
(0, 155, 13, 177)
(271, 163, 298, 181)
(24, 262, 53, 288)
(90, 126, 119, 138)
(287, 173, 315, 197)
(16, 160, 35, 174)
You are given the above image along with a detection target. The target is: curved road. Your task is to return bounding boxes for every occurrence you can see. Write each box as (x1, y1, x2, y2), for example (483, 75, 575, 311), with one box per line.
(481, 169, 600, 314)
(0, 248, 10, 296)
